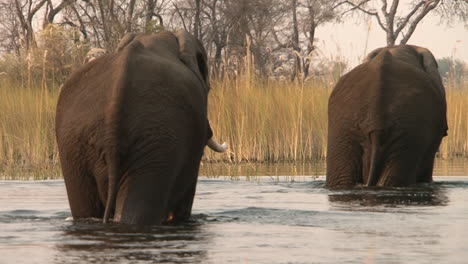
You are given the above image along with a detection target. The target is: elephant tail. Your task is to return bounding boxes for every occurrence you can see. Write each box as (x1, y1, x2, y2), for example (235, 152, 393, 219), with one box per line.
(366, 131, 382, 186)
(102, 45, 137, 223)
(102, 90, 123, 224)
(103, 147, 120, 223)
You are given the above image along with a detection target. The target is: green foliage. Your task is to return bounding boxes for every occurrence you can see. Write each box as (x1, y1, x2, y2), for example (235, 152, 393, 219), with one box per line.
(145, 20, 165, 34)
(0, 25, 90, 90)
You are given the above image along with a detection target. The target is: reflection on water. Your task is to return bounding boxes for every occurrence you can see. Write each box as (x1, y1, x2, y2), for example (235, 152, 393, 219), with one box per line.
(57, 220, 209, 263)
(200, 157, 468, 177)
(1, 158, 467, 180)
(328, 185, 450, 209)
(433, 157, 468, 176)
(200, 160, 327, 177)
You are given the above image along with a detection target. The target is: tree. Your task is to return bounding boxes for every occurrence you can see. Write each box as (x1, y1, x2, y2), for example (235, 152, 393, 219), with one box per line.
(171, 0, 200, 38)
(291, 0, 301, 81)
(14, 0, 47, 51)
(42, 0, 76, 28)
(273, 0, 343, 81)
(60, 0, 167, 50)
(342, 0, 448, 45)
(437, 0, 468, 25)
(203, 0, 224, 73)
(143, 0, 166, 33)
(171, 0, 290, 76)
(0, 0, 22, 55)
(301, 0, 343, 78)
(233, 0, 289, 74)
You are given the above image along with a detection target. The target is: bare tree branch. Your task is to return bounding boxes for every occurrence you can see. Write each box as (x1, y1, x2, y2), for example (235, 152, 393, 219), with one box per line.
(399, 0, 440, 44)
(388, 0, 399, 17)
(172, 3, 188, 31)
(394, 1, 425, 39)
(343, 0, 387, 30)
(126, 0, 136, 32)
(44, 0, 75, 27)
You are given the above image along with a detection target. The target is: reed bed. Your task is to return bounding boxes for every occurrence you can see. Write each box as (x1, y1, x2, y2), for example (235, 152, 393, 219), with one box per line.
(205, 75, 330, 162)
(0, 79, 61, 178)
(0, 74, 467, 177)
(440, 86, 468, 158)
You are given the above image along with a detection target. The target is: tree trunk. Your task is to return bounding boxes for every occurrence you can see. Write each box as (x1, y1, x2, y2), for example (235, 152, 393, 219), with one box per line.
(126, 0, 137, 32)
(213, 42, 223, 77)
(97, 0, 112, 48)
(14, 0, 47, 51)
(194, 0, 201, 39)
(304, 5, 316, 79)
(290, 0, 301, 82)
(145, 0, 155, 31)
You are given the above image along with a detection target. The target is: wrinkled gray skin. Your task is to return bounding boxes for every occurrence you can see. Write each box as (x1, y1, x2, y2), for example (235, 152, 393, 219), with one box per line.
(326, 45, 448, 188)
(56, 30, 226, 225)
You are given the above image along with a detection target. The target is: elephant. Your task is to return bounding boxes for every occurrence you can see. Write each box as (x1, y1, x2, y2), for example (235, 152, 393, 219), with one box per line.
(56, 30, 227, 225)
(326, 45, 448, 188)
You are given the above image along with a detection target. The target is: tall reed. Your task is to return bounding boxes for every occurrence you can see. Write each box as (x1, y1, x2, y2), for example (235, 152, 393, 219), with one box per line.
(0, 70, 467, 177)
(205, 75, 330, 162)
(439, 86, 468, 158)
(0, 78, 60, 178)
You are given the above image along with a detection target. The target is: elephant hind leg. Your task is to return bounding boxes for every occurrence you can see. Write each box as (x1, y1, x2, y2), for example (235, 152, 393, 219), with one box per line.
(62, 164, 104, 219)
(378, 139, 426, 186)
(114, 165, 178, 225)
(164, 180, 197, 223)
(326, 136, 363, 188)
(417, 152, 436, 183)
(167, 160, 201, 222)
(417, 137, 443, 183)
(379, 131, 443, 186)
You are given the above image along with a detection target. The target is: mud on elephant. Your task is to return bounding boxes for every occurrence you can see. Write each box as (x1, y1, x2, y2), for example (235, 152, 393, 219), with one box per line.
(56, 30, 227, 225)
(326, 45, 447, 188)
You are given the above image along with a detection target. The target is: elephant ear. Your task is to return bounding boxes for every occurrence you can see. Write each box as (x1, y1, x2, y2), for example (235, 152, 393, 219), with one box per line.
(173, 29, 210, 91)
(116, 33, 138, 52)
(364, 47, 384, 63)
(414, 47, 439, 77)
(414, 46, 445, 96)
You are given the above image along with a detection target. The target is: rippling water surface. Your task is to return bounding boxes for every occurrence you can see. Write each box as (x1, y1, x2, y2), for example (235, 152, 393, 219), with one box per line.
(1, 175, 467, 264)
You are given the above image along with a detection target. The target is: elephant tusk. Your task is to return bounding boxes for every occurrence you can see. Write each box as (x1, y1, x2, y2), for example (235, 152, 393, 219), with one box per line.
(207, 137, 227, 153)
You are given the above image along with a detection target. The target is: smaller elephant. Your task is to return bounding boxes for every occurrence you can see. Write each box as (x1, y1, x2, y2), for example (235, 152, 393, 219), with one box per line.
(326, 45, 448, 188)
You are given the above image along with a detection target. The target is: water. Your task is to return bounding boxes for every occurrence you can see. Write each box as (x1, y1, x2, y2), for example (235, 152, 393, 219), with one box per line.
(1, 176, 468, 263)
(200, 157, 468, 177)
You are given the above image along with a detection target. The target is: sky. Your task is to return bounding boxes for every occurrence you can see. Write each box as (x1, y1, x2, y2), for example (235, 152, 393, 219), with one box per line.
(315, 13, 467, 68)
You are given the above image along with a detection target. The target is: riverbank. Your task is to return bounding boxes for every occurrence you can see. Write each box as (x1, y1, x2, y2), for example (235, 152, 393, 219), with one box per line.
(2, 157, 468, 180)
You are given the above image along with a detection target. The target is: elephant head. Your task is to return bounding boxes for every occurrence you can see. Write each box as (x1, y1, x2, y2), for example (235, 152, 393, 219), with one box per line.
(364, 45, 445, 96)
(116, 30, 227, 153)
(173, 30, 227, 153)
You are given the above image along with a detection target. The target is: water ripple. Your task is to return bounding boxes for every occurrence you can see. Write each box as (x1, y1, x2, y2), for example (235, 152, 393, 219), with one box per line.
(0, 177, 467, 264)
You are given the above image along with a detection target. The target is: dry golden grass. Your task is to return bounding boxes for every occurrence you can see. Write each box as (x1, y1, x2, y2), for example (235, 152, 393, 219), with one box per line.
(205, 77, 468, 163)
(0, 79, 61, 178)
(0, 73, 467, 177)
(440, 86, 468, 158)
(205, 75, 330, 162)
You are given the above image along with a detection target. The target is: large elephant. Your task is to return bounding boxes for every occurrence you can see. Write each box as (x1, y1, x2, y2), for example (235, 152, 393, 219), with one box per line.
(326, 45, 447, 188)
(56, 30, 227, 225)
